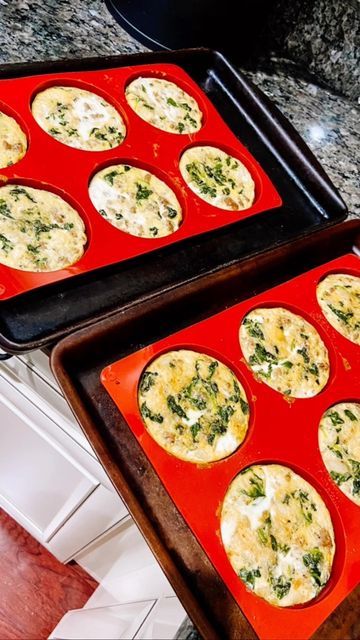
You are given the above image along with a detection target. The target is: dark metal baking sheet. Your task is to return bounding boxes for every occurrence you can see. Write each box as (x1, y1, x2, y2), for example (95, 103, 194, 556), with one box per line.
(51, 220, 359, 640)
(0, 48, 346, 353)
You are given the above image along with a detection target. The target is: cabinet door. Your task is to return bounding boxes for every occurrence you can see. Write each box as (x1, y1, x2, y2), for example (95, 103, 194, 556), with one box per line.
(1, 355, 95, 456)
(49, 485, 129, 563)
(0, 373, 128, 561)
(0, 387, 98, 544)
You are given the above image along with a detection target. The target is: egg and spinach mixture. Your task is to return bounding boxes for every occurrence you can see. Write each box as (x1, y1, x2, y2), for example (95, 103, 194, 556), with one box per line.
(125, 77, 202, 134)
(319, 402, 360, 506)
(317, 273, 360, 345)
(0, 111, 27, 168)
(138, 349, 250, 463)
(89, 164, 182, 239)
(179, 146, 255, 210)
(240, 307, 330, 398)
(32, 86, 126, 151)
(221, 464, 335, 607)
(0, 185, 87, 271)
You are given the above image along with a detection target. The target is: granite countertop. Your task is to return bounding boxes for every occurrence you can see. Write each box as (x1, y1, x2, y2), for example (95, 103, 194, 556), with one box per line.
(1, 2, 359, 638)
(1, 0, 359, 219)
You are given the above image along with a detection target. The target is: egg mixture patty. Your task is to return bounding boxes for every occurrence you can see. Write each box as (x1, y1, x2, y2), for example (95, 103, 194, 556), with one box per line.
(179, 146, 255, 210)
(319, 402, 360, 506)
(125, 77, 202, 134)
(32, 86, 126, 151)
(89, 164, 182, 238)
(221, 464, 335, 607)
(239, 307, 330, 398)
(138, 349, 249, 463)
(0, 185, 87, 271)
(317, 273, 360, 345)
(0, 111, 27, 168)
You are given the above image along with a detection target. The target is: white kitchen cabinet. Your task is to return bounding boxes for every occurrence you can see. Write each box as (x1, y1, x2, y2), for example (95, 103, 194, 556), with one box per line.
(1, 351, 95, 455)
(0, 355, 127, 562)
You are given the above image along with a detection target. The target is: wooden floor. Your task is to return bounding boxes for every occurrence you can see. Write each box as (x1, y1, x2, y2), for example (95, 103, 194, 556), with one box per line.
(0, 509, 97, 640)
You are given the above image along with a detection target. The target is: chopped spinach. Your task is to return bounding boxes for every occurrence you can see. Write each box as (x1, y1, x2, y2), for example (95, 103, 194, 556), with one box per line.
(271, 575, 291, 599)
(177, 122, 185, 133)
(282, 361, 293, 369)
(9, 187, 36, 202)
(242, 470, 266, 500)
(303, 548, 323, 587)
(207, 360, 218, 378)
(184, 112, 197, 128)
(244, 317, 265, 340)
(140, 402, 163, 423)
(249, 343, 278, 366)
(293, 490, 316, 523)
(257, 527, 269, 545)
(297, 346, 310, 363)
(352, 476, 360, 496)
(0, 233, 14, 254)
(28, 219, 74, 240)
(207, 423, 225, 445)
(139, 370, 158, 393)
(167, 206, 177, 219)
(330, 470, 352, 486)
(167, 97, 178, 107)
(270, 534, 278, 551)
(238, 567, 261, 590)
(328, 437, 343, 459)
(229, 379, 241, 403)
(344, 409, 357, 421)
(239, 396, 249, 415)
(167, 395, 187, 419)
(328, 304, 353, 324)
(104, 170, 119, 186)
(308, 362, 319, 377)
(327, 411, 344, 426)
(27, 244, 40, 255)
(349, 459, 360, 476)
(185, 162, 217, 198)
(190, 422, 202, 442)
(218, 404, 235, 423)
(136, 183, 153, 202)
(0, 199, 14, 219)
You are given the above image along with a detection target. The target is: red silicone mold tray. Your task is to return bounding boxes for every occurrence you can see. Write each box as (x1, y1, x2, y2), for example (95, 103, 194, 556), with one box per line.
(0, 63, 281, 301)
(101, 253, 360, 640)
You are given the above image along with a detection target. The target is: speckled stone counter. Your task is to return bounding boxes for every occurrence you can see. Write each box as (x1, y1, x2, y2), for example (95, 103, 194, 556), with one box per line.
(0, 2, 359, 638)
(1, 0, 358, 219)
(263, 0, 360, 103)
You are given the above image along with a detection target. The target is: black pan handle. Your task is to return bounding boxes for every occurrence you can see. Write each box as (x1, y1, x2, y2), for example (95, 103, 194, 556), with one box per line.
(0, 351, 13, 360)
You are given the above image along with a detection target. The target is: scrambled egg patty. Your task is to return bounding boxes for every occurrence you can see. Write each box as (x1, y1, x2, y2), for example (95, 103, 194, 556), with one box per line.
(125, 77, 202, 134)
(89, 164, 182, 238)
(221, 464, 335, 607)
(138, 349, 249, 463)
(0, 111, 27, 168)
(319, 402, 360, 506)
(239, 307, 330, 398)
(0, 185, 87, 271)
(179, 146, 255, 210)
(317, 273, 360, 345)
(32, 86, 126, 151)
